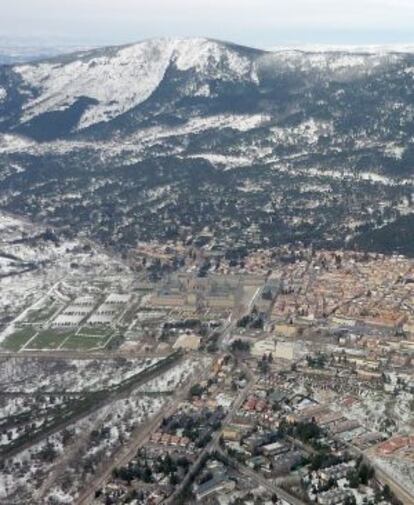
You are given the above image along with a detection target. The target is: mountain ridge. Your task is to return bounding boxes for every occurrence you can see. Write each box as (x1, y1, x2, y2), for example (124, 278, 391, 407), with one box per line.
(0, 37, 413, 256)
(1, 37, 413, 140)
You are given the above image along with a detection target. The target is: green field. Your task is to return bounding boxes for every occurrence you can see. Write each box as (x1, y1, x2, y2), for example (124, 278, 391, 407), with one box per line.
(1, 327, 37, 351)
(28, 330, 72, 350)
(24, 304, 61, 324)
(77, 326, 110, 337)
(61, 335, 107, 350)
(2, 325, 114, 352)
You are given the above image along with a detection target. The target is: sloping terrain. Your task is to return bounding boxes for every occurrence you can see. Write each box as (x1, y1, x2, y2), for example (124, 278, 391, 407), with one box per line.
(0, 38, 413, 255)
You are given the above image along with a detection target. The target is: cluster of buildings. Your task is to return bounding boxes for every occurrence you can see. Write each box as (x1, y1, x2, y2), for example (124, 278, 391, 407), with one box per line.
(150, 272, 262, 312)
(94, 354, 242, 504)
(9, 242, 412, 505)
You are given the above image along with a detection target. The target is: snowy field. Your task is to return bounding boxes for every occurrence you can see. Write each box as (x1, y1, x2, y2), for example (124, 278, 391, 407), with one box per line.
(374, 457, 414, 497)
(138, 355, 211, 392)
(0, 355, 202, 502)
(341, 389, 414, 435)
(0, 212, 134, 348)
(1, 392, 167, 504)
(0, 356, 161, 393)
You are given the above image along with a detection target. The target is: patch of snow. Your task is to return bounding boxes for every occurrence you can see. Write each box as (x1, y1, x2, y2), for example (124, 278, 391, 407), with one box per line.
(139, 356, 210, 392)
(270, 119, 333, 146)
(384, 143, 405, 160)
(373, 457, 414, 496)
(128, 113, 269, 146)
(0, 357, 161, 393)
(186, 153, 253, 169)
(174, 38, 255, 81)
(259, 50, 403, 81)
(46, 488, 73, 504)
(194, 84, 211, 97)
(17, 39, 176, 129)
(0, 133, 36, 153)
(282, 166, 414, 187)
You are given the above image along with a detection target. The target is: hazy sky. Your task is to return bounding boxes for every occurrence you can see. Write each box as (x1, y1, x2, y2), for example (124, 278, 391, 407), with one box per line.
(1, 0, 414, 48)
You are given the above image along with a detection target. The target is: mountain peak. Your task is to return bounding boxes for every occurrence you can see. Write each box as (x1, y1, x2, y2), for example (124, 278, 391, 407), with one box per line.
(13, 37, 258, 131)
(2, 37, 412, 139)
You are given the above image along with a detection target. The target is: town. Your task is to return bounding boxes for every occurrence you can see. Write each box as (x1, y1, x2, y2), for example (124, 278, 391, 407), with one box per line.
(1, 0, 414, 502)
(0, 232, 413, 505)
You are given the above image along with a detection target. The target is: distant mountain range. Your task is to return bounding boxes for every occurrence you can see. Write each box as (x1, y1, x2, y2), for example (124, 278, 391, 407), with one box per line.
(269, 44, 414, 54)
(1, 38, 413, 142)
(0, 44, 96, 65)
(0, 38, 413, 256)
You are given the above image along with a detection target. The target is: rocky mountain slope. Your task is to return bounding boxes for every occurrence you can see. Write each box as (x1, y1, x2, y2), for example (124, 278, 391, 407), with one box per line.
(0, 38, 413, 255)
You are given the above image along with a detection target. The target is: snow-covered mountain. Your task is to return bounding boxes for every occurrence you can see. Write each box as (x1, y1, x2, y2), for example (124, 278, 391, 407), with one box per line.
(15, 38, 257, 130)
(0, 38, 413, 256)
(1, 37, 412, 140)
(0, 38, 262, 138)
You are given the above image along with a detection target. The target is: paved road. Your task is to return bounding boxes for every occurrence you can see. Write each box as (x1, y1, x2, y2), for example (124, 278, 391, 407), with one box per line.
(76, 407, 172, 505)
(163, 367, 256, 504)
(164, 358, 266, 504)
(220, 283, 264, 349)
(199, 360, 307, 505)
(0, 350, 170, 360)
(35, 404, 113, 502)
(223, 451, 306, 505)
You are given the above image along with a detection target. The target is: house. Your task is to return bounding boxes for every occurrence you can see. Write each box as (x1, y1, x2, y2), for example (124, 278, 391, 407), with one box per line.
(231, 415, 255, 430)
(319, 463, 350, 482)
(318, 489, 352, 505)
(244, 396, 257, 411)
(262, 441, 289, 457)
(247, 455, 268, 470)
(377, 436, 414, 456)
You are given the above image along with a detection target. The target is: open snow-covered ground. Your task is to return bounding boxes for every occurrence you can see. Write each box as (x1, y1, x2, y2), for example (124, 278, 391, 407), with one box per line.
(373, 456, 414, 496)
(138, 355, 211, 392)
(0, 211, 134, 346)
(0, 393, 66, 421)
(0, 356, 161, 393)
(0, 391, 167, 504)
(342, 388, 414, 435)
(0, 354, 201, 502)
